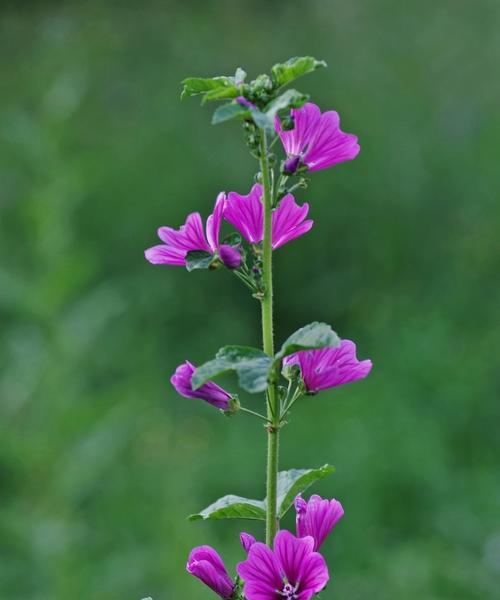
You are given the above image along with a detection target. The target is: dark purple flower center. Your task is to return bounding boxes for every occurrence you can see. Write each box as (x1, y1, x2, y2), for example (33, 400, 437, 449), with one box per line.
(280, 582, 299, 598)
(283, 155, 302, 175)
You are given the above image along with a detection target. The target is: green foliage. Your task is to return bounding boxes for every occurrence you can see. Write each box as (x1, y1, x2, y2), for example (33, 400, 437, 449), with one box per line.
(264, 89, 309, 119)
(274, 465, 335, 517)
(185, 250, 215, 271)
(181, 76, 239, 102)
(192, 346, 272, 393)
(212, 102, 250, 125)
(189, 495, 266, 521)
(271, 56, 327, 87)
(275, 322, 340, 365)
(1, 2, 498, 599)
(192, 324, 338, 393)
(189, 465, 334, 521)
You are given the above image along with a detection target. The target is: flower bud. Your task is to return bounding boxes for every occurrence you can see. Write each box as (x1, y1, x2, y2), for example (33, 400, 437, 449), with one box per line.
(224, 395, 240, 416)
(283, 155, 301, 175)
(219, 244, 242, 269)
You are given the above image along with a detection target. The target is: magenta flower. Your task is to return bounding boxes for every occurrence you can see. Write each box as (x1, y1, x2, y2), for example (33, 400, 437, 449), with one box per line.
(187, 545, 235, 599)
(237, 530, 328, 600)
(144, 192, 241, 269)
(224, 184, 313, 249)
(171, 361, 232, 410)
(283, 339, 372, 394)
(295, 494, 344, 551)
(275, 102, 360, 173)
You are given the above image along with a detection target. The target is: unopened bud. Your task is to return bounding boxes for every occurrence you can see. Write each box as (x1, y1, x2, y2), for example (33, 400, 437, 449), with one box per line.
(219, 245, 242, 269)
(283, 155, 301, 175)
(223, 395, 240, 416)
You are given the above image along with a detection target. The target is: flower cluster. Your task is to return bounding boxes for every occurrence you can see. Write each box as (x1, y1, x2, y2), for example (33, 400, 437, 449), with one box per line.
(146, 63, 372, 600)
(187, 493, 343, 599)
(145, 184, 312, 270)
(171, 337, 371, 411)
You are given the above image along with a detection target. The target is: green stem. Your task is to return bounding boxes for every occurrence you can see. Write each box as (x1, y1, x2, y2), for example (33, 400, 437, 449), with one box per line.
(239, 406, 269, 422)
(281, 386, 302, 419)
(259, 131, 280, 547)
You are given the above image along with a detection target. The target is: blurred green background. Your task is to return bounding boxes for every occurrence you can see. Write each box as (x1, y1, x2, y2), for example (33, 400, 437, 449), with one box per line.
(1, 1, 499, 598)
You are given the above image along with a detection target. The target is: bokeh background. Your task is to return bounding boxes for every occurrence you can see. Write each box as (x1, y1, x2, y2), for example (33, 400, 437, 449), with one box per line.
(1, 1, 499, 598)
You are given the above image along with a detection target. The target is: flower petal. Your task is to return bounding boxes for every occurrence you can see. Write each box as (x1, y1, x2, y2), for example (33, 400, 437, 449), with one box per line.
(240, 532, 257, 554)
(274, 530, 314, 587)
(237, 541, 282, 600)
(271, 194, 313, 249)
(295, 494, 344, 550)
(276, 103, 322, 157)
(296, 551, 329, 598)
(224, 184, 264, 244)
(187, 546, 234, 599)
(290, 340, 372, 393)
(206, 193, 226, 252)
(144, 244, 187, 265)
(170, 361, 231, 409)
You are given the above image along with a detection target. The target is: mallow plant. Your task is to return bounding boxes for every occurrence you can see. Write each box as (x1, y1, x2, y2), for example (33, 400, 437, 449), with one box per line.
(144, 57, 372, 599)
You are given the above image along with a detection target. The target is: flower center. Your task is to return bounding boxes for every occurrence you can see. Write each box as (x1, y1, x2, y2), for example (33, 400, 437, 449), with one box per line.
(280, 582, 299, 598)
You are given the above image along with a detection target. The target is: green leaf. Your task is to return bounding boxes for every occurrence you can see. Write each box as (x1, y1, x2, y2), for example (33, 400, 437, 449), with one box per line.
(275, 465, 335, 517)
(185, 250, 214, 272)
(271, 56, 327, 87)
(264, 89, 309, 120)
(181, 76, 234, 99)
(222, 232, 243, 246)
(193, 346, 272, 393)
(251, 108, 274, 133)
(212, 102, 250, 125)
(188, 495, 266, 521)
(202, 85, 240, 104)
(275, 322, 340, 363)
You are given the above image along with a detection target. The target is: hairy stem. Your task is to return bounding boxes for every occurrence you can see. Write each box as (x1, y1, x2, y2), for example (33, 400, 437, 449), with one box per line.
(259, 131, 280, 546)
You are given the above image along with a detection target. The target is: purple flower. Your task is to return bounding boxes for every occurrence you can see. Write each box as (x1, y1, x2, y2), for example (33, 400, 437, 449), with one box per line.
(275, 102, 360, 173)
(224, 184, 313, 249)
(171, 361, 232, 410)
(240, 532, 257, 553)
(237, 530, 329, 600)
(283, 340, 372, 394)
(187, 545, 235, 599)
(144, 192, 241, 269)
(295, 494, 344, 551)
